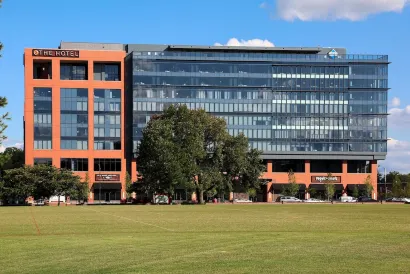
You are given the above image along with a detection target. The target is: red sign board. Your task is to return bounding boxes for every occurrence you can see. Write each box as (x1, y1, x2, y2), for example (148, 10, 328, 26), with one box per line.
(32, 49, 79, 58)
(311, 176, 341, 184)
(95, 174, 120, 182)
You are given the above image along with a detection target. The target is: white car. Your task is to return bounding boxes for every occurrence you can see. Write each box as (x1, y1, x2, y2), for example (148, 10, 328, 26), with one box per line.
(234, 198, 252, 203)
(304, 198, 324, 203)
(340, 196, 357, 203)
(278, 196, 302, 203)
(402, 198, 410, 203)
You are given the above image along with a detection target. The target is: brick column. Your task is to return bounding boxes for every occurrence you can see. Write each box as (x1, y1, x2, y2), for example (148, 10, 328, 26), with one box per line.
(371, 160, 378, 199)
(266, 182, 273, 202)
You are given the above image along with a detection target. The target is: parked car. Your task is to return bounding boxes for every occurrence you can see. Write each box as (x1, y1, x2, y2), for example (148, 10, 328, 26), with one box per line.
(340, 196, 357, 203)
(303, 198, 324, 203)
(402, 198, 410, 203)
(234, 198, 252, 203)
(358, 197, 378, 202)
(386, 198, 405, 203)
(34, 199, 45, 206)
(277, 196, 302, 203)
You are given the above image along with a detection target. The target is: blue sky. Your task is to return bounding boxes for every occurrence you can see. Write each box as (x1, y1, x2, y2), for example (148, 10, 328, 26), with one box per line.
(0, 0, 409, 171)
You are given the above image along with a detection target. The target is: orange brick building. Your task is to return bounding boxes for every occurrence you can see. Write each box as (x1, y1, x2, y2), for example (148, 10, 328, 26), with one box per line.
(24, 42, 388, 202)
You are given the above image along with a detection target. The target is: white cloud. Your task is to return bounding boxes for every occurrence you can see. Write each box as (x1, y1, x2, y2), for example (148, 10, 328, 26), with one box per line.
(389, 105, 410, 127)
(214, 38, 275, 47)
(391, 97, 401, 107)
(380, 138, 410, 172)
(266, 0, 410, 21)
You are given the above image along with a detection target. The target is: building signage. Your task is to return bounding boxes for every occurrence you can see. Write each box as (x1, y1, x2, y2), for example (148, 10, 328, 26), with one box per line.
(95, 174, 120, 182)
(328, 49, 338, 59)
(311, 176, 341, 184)
(32, 49, 80, 58)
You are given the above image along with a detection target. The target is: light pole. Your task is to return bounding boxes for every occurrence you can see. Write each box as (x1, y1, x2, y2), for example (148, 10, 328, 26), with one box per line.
(384, 167, 387, 200)
(98, 163, 102, 205)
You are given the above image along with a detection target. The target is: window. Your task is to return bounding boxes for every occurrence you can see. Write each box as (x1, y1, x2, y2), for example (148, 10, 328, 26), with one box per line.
(34, 158, 52, 165)
(60, 62, 88, 80)
(34, 88, 52, 150)
(348, 161, 372, 173)
(33, 60, 52, 79)
(272, 160, 305, 173)
(94, 63, 120, 81)
(310, 160, 342, 173)
(60, 158, 88, 171)
(94, 158, 121, 171)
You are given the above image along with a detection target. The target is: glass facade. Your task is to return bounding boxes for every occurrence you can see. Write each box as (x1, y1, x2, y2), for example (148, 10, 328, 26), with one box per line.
(34, 87, 52, 149)
(130, 50, 388, 155)
(60, 88, 88, 150)
(93, 89, 121, 150)
(60, 158, 89, 171)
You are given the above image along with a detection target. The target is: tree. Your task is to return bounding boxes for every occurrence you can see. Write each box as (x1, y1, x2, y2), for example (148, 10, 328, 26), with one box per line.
(363, 175, 373, 198)
(54, 168, 81, 206)
(70, 172, 89, 204)
(137, 105, 265, 204)
(0, 165, 80, 205)
(352, 185, 359, 198)
(324, 173, 336, 201)
(404, 183, 410, 198)
(0, 147, 24, 172)
(125, 171, 133, 200)
(306, 186, 317, 199)
(283, 170, 300, 197)
(248, 188, 257, 201)
(392, 173, 403, 198)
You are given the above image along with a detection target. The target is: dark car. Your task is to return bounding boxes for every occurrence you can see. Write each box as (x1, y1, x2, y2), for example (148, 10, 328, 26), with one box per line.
(358, 197, 377, 202)
(385, 198, 404, 203)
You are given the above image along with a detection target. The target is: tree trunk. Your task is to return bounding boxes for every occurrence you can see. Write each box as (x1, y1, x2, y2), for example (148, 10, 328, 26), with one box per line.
(58, 195, 60, 206)
(197, 189, 204, 204)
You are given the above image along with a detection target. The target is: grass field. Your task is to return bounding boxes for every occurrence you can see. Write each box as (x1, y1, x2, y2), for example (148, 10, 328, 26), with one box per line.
(0, 204, 410, 274)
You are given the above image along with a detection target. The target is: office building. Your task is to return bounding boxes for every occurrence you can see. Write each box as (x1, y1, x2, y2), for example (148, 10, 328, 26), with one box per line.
(24, 42, 388, 202)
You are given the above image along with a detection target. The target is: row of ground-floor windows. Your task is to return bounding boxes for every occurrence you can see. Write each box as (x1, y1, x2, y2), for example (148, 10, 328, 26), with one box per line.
(267, 160, 371, 173)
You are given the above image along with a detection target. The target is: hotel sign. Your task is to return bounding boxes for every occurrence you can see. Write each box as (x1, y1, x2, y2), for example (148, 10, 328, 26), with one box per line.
(95, 174, 120, 182)
(32, 49, 80, 58)
(311, 176, 341, 184)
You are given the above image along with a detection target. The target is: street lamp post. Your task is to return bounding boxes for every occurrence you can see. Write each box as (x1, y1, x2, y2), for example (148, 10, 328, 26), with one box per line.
(384, 167, 387, 200)
(98, 164, 101, 205)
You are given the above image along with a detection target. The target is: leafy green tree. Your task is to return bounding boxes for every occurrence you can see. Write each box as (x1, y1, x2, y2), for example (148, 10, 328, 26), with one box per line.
(137, 105, 264, 204)
(54, 168, 81, 206)
(69, 172, 89, 204)
(404, 183, 410, 198)
(363, 175, 373, 198)
(286, 170, 300, 197)
(306, 186, 317, 199)
(324, 173, 336, 201)
(352, 185, 359, 198)
(392, 173, 403, 198)
(0, 147, 24, 172)
(125, 171, 133, 200)
(247, 188, 257, 200)
(0, 165, 80, 205)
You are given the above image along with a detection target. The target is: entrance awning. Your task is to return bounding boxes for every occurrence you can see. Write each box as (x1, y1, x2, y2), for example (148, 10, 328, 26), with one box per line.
(93, 183, 122, 190)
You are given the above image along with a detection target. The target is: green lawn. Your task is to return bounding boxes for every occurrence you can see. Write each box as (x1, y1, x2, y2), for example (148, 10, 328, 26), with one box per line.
(0, 204, 409, 273)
